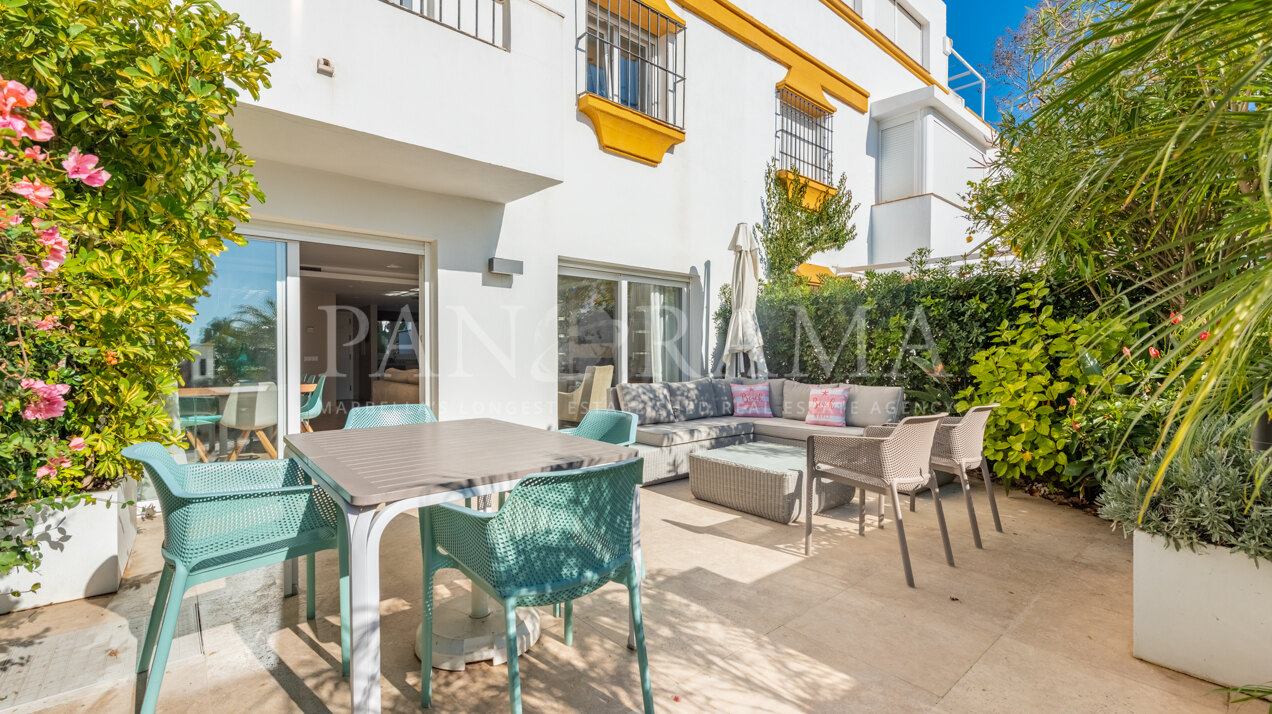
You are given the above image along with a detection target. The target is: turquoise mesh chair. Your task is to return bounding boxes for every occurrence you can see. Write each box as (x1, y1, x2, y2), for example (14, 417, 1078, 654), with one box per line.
(558, 409, 638, 446)
(122, 443, 349, 714)
(178, 396, 221, 463)
(345, 403, 437, 429)
(555, 409, 639, 618)
(419, 458, 652, 714)
(299, 374, 327, 432)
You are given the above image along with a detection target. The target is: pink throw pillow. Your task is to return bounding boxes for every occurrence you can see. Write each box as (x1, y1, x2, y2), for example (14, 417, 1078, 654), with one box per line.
(730, 383, 773, 418)
(805, 387, 849, 427)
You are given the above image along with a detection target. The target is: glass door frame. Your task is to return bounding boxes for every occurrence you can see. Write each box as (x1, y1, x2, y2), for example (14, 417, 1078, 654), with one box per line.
(242, 223, 436, 437)
(558, 262, 690, 386)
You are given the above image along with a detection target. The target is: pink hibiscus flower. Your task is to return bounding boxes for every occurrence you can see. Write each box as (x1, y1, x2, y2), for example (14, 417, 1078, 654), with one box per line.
(19, 378, 70, 420)
(20, 119, 52, 142)
(69, 437, 87, 452)
(34, 314, 60, 331)
(11, 178, 52, 207)
(37, 226, 68, 271)
(62, 147, 110, 187)
(0, 78, 37, 114)
(23, 146, 47, 161)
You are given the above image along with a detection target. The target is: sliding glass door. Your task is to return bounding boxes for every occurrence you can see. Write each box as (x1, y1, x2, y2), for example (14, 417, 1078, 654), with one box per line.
(626, 282, 684, 383)
(176, 239, 287, 463)
(557, 265, 687, 425)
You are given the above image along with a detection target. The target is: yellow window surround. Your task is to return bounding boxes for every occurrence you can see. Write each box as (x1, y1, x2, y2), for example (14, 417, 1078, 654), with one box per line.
(674, 0, 869, 114)
(815, 0, 949, 95)
(777, 169, 837, 211)
(589, 0, 686, 33)
(577, 93, 686, 166)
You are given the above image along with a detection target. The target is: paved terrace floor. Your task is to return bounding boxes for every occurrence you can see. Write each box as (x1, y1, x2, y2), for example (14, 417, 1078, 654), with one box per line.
(0, 478, 1256, 713)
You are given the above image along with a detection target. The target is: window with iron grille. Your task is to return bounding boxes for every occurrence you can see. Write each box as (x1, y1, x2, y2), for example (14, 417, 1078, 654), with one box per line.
(775, 89, 833, 186)
(579, 0, 686, 129)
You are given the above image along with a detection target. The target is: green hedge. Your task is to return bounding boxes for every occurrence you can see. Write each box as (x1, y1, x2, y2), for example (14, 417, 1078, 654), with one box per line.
(714, 253, 1097, 413)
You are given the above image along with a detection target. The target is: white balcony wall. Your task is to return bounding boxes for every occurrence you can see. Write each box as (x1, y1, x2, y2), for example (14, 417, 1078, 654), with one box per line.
(222, 0, 566, 202)
(869, 193, 978, 266)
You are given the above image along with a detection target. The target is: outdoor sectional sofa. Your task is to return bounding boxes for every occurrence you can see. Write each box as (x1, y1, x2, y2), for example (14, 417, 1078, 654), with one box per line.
(609, 377, 906, 484)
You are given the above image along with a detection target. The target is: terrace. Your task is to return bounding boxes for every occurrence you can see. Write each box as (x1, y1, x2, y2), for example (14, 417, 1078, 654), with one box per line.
(1, 478, 1238, 713)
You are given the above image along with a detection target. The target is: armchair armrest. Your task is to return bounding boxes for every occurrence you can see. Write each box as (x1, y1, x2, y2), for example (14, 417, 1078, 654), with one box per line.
(430, 502, 499, 586)
(807, 433, 889, 479)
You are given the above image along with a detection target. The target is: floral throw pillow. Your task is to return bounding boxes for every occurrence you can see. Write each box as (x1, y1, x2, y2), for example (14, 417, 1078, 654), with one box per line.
(729, 383, 773, 418)
(805, 387, 849, 427)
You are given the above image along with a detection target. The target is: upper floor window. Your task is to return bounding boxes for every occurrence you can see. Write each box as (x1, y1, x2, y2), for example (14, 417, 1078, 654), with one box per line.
(877, 0, 923, 65)
(775, 88, 833, 185)
(580, 0, 686, 129)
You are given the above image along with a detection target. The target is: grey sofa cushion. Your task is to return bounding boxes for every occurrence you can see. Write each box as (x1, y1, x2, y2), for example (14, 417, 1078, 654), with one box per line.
(781, 380, 839, 421)
(709, 379, 736, 415)
(616, 382, 677, 425)
(842, 384, 905, 427)
(635, 416, 755, 447)
(666, 378, 721, 420)
(751, 417, 864, 442)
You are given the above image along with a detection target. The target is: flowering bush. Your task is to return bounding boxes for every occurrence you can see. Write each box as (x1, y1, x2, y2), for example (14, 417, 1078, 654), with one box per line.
(0, 0, 277, 583)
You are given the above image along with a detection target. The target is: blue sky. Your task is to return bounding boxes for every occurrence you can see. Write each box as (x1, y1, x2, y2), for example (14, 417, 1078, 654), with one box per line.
(944, 0, 1035, 124)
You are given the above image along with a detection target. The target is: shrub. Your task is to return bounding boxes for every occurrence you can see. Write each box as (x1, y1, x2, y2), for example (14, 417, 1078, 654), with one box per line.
(1098, 418, 1272, 565)
(955, 281, 1153, 497)
(0, 0, 277, 581)
(714, 252, 1096, 413)
(756, 160, 858, 280)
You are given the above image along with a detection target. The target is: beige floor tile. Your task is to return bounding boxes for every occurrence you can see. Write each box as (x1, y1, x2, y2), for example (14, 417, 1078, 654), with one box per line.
(933, 636, 1226, 713)
(0, 476, 1224, 713)
(783, 585, 1001, 696)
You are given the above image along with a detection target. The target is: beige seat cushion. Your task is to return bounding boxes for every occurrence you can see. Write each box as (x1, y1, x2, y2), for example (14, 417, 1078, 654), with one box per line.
(635, 417, 756, 447)
(751, 417, 864, 442)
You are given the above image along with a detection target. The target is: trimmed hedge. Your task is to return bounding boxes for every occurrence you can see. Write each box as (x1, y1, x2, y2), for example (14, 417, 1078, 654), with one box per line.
(714, 253, 1097, 414)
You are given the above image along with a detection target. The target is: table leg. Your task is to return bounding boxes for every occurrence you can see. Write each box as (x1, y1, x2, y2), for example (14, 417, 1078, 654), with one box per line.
(470, 586, 491, 619)
(345, 508, 383, 714)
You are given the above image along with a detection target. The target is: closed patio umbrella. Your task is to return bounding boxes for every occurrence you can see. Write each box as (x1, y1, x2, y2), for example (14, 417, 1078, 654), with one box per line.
(722, 223, 769, 379)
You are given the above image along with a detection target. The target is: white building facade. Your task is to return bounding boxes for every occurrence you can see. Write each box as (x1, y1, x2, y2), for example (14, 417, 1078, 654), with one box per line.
(180, 0, 993, 451)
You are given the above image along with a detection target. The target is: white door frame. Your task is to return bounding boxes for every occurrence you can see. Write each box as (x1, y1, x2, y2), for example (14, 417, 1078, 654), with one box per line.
(240, 222, 436, 435)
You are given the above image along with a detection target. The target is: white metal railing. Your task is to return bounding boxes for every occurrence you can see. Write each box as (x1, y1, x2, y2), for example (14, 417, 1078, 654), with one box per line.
(947, 45, 986, 118)
(384, 0, 510, 49)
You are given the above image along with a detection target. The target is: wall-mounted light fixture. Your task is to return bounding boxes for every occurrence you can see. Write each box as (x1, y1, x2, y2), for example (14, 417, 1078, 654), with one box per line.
(487, 258, 523, 276)
(316, 58, 335, 77)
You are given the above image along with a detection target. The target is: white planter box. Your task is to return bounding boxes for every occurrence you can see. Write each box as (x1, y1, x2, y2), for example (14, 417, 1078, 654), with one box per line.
(0, 479, 138, 615)
(1133, 530, 1272, 687)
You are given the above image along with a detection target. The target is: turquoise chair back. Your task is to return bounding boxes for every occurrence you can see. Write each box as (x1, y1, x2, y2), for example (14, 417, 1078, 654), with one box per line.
(345, 403, 437, 429)
(300, 374, 327, 420)
(432, 458, 643, 607)
(560, 409, 638, 446)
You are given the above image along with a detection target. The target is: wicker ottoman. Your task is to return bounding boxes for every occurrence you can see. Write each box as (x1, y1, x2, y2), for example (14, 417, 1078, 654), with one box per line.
(688, 442, 856, 524)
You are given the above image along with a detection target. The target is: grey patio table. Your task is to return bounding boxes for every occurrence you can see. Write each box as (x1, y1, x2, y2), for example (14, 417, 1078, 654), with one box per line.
(284, 418, 640, 714)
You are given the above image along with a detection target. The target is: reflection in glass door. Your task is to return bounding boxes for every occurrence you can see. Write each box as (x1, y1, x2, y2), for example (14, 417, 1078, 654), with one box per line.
(626, 282, 684, 384)
(557, 274, 619, 425)
(556, 266, 688, 426)
(176, 240, 286, 463)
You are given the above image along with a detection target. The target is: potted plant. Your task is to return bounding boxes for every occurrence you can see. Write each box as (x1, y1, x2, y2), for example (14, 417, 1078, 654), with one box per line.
(1098, 418, 1272, 687)
(0, 1, 277, 612)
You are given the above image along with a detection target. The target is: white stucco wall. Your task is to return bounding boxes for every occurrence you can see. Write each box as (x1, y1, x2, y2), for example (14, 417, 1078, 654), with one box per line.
(226, 0, 986, 427)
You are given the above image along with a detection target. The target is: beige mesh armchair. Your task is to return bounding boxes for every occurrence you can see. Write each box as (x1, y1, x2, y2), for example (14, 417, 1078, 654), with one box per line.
(862, 405, 1003, 551)
(927, 404, 1002, 547)
(804, 413, 947, 588)
(557, 365, 614, 424)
